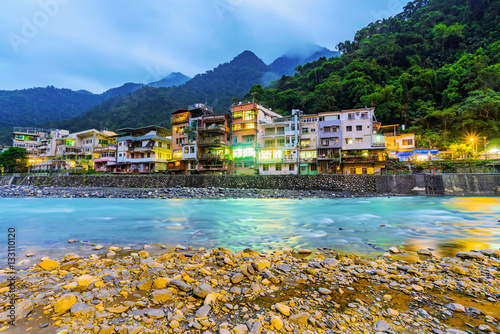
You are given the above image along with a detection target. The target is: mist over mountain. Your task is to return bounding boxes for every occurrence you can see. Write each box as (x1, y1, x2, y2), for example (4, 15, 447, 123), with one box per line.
(147, 72, 191, 88)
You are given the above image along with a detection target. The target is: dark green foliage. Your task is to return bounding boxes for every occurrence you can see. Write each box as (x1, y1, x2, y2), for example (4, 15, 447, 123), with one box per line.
(244, 0, 500, 148)
(0, 147, 27, 173)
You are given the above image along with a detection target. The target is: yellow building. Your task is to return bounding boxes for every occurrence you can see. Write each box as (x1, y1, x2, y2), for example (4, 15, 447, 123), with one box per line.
(116, 126, 172, 173)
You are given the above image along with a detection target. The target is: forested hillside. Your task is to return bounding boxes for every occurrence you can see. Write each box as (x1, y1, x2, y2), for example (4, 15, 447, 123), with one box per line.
(244, 0, 500, 148)
(46, 51, 271, 131)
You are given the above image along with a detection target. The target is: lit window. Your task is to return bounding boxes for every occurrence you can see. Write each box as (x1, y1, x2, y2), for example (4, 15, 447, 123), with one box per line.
(233, 124, 242, 131)
(355, 138, 363, 143)
(346, 138, 353, 144)
(245, 122, 255, 130)
(262, 165, 269, 171)
(243, 148, 254, 157)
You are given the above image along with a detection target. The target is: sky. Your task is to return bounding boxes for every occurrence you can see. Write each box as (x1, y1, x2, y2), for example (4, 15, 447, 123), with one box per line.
(0, 0, 407, 94)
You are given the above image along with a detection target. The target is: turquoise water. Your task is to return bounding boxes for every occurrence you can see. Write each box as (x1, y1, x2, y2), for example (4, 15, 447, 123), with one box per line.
(1, 197, 499, 258)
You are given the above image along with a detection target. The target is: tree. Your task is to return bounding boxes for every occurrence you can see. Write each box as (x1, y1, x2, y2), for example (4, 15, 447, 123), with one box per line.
(0, 147, 28, 173)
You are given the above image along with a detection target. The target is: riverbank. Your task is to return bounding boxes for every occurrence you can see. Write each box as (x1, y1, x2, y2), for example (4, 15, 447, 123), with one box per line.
(1, 244, 499, 333)
(0, 185, 367, 199)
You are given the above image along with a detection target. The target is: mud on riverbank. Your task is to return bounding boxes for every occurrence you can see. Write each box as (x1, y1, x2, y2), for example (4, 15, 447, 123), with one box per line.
(1, 244, 499, 334)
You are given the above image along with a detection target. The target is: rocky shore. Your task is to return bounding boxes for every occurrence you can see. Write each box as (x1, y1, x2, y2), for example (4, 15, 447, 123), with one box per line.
(0, 185, 372, 199)
(1, 244, 499, 334)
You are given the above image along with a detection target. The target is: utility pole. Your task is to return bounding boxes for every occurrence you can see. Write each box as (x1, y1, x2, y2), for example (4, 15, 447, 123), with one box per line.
(484, 137, 487, 160)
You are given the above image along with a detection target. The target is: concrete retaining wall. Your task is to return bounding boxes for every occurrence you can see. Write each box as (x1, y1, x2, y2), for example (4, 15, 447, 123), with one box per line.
(0, 177, 12, 186)
(7, 174, 500, 196)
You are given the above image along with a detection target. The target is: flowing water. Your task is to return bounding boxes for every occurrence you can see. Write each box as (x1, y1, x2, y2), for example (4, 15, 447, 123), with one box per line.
(1, 197, 499, 260)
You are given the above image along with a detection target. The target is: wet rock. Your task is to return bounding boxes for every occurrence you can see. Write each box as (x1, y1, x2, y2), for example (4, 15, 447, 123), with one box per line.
(374, 320, 390, 331)
(151, 289, 173, 303)
(194, 283, 212, 298)
(196, 305, 211, 318)
(54, 294, 77, 314)
(456, 252, 486, 260)
(169, 279, 192, 291)
(445, 303, 465, 312)
(289, 312, 309, 325)
(275, 303, 290, 316)
(39, 259, 59, 271)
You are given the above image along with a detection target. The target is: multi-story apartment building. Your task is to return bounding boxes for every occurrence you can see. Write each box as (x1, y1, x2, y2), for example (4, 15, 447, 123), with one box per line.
(38, 129, 70, 159)
(340, 108, 386, 174)
(299, 114, 318, 175)
(257, 110, 300, 175)
(116, 126, 171, 173)
(93, 134, 118, 172)
(12, 127, 46, 159)
(56, 129, 116, 171)
(317, 111, 342, 174)
(230, 102, 281, 175)
(195, 114, 232, 174)
(168, 104, 217, 174)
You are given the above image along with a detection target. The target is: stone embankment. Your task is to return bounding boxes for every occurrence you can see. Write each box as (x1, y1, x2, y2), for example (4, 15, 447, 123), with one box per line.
(1, 245, 499, 333)
(0, 185, 352, 199)
(1, 173, 499, 196)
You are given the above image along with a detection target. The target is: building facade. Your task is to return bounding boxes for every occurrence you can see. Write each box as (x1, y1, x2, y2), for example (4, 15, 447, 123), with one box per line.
(230, 102, 282, 175)
(116, 126, 171, 173)
(340, 108, 386, 174)
(299, 114, 318, 175)
(317, 111, 342, 174)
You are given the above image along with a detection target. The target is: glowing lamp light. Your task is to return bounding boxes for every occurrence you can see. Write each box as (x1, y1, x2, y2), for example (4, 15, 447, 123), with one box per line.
(489, 148, 498, 153)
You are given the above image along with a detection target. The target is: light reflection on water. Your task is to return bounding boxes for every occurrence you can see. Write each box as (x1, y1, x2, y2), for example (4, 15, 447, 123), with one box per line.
(0, 197, 499, 258)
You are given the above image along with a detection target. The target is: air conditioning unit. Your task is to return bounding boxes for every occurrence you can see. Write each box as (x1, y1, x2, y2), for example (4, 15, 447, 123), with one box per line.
(284, 155, 289, 159)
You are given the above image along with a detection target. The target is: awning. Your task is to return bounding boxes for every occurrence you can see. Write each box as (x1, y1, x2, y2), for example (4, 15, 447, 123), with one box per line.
(414, 149, 439, 155)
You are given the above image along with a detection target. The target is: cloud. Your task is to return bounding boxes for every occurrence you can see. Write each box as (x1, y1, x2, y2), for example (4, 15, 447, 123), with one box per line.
(0, 0, 405, 93)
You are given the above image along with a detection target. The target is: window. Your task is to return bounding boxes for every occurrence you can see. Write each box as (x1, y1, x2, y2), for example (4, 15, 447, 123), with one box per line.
(345, 138, 353, 145)
(244, 135, 255, 143)
(233, 123, 242, 131)
(265, 140, 273, 147)
(356, 125, 362, 131)
(243, 110, 256, 121)
(277, 139, 284, 147)
(348, 113, 355, 120)
(245, 122, 255, 130)
(262, 165, 269, 171)
(403, 139, 413, 146)
(362, 168, 368, 174)
(243, 148, 254, 157)
(277, 127, 285, 135)
(289, 164, 294, 171)
(234, 137, 237, 144)
(361, 112, 368, 119)
(324, 127, 331, 133)
(147, 153, 150, 158)
(159, 153, 162, 159)
(355, 138, 363, 143)
(141, 153, 144, 158)
(167, 144, 171, 149)
(346, 126, 352, 132)
(234, 162, 243, 168)
(265, 128, 275, 136)
(275, 164, 282, 171)
(350, 168, 356, 174)
(302, 128, 309, 134)
(190, 147, 195, 153)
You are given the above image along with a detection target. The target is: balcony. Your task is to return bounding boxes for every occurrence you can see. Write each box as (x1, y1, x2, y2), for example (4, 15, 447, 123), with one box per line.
(183, 126, 197, 135)
(93, 157, 117, 163)
(261, 132, 285, 138)
(342, 154, 386, 164)
(130, 146, 154, 152)
(198, 165, 228, 170)
(317, 155, 340, 161)
(372, 142, 386, 147)
(203, 115, 226, 122)
(198, 125, 229, 133)
(171, 114, 189, 125)
(197, 139, 227, 146)
(198, 153, 228, 160)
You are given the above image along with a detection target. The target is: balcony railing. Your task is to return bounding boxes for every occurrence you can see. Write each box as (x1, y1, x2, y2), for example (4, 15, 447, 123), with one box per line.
(183, 126, 197, 134)
(317, 155, 340, 161)
(198, 125, 229, 133)
(197, 139, 227, 146)
(198, 165, 228, 170)
(198, 154, 228, 160)
(131, 146, 154, 152)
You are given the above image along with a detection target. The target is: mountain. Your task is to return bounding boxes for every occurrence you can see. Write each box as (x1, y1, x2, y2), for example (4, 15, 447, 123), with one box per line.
(147, 72, 191, 88)
(262, 45, 340, 85)
(101, 82, 144, 99)
(243, 0, 500, 149)
(46, 50, 271, 132)
(268, 45, 340, 76)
